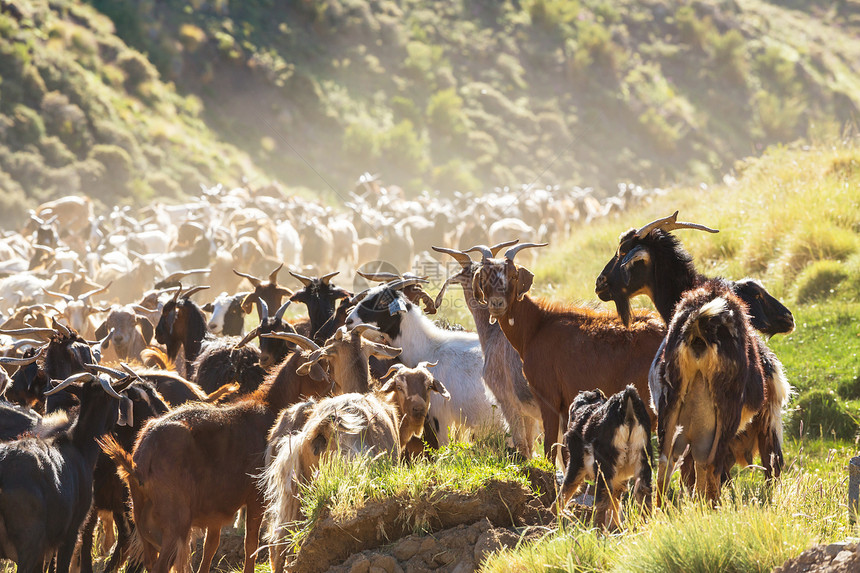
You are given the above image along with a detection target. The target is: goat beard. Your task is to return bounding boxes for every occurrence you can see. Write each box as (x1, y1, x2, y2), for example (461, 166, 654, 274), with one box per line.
(612, 296, 633, 327)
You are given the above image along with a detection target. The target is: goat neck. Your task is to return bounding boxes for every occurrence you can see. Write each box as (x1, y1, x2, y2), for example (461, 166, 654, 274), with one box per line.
(494, 294, 542, 359)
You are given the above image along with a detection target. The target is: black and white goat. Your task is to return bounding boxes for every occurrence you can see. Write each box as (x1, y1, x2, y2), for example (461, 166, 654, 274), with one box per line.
(345, 279, 504, 446)
(557, 385, 652, 528)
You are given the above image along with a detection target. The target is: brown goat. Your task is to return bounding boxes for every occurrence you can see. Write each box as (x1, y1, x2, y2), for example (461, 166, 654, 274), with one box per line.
(470, 243, 665, 460)
(101, 349, 331, 573)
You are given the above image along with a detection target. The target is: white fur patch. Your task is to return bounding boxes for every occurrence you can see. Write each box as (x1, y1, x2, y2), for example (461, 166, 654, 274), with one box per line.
(698, 296, 728, 318)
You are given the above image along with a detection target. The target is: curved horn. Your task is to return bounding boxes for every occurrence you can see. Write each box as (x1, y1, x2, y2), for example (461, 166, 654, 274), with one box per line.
(357, 270, 401, 283)
(52, 317, 72, 338)
(0, 328, 55, 337)
(235, 326, 261, 348)
(382, 364, 405, 379)
(289, 271, 313, 287)
(320, 271, 339, 285)
(351, 324, 381, 336)
(12, 339, 44, 352)
(258, 299, 270, 323)
(85, 363, 127, 379)
(388, 278, 428, 292)
(0, 345, 46, 366)
(45, 372, 95, 395)
(79, 281, 112, 303)
(268, 263, 284, 283)
(350, 287, 372, 305)
(464, 245, 493, 261)
(181, 285, 210, 299)
(417, 360, 439, 369)
(42, 288, 73, 303)
(233, 269, 262, 287)
(503, 242, 548, 262)
(172, 283, 183, 303)
(431, 246, 472, 268)
(635, 211, 719, 239)
(261, 331, 320, 352)
(160, 269, 211, 284)
(120, 362, 145, 382)
(274, 300, 291, 322)
(97, 375, 125, 399)
(488, 239, 519, 258)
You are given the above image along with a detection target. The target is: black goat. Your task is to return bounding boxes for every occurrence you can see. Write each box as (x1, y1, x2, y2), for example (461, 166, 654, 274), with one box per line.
(235, 299, 296, 369)
(154, 284, 211, 370)
(653, 281, 766, 507)
(0, 371, 133, 572)
(289, 271, 352, 342)
(557, 385, 652, 528)
(75, 363, 170, 573)
(596, 211, 793, 481)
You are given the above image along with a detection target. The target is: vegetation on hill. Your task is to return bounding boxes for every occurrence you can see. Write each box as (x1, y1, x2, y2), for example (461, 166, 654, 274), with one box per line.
(78, 0, 860, 196)
(0, 0, 260, 225)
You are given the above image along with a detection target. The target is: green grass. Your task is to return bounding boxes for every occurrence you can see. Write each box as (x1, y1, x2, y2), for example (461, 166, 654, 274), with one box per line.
(481, 438, 854, 573)
(281, 433, 542, 551)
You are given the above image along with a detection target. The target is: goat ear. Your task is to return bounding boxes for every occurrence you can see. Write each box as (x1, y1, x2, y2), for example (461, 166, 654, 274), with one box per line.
(471, 273, 486, 305)
(380, 378, 397, 393)
(202, 302, 214, 313)
(430, 378, 451, 400)
(515, 267, 534, 300)
(95, 322, 108, 347)
(308, 363, 327, 383)
(296, 361, 313, 376)
(620, 246, 650, 287)
(240, 293, 257, 314)
(311, 432, 327, 457)
(136, 316, 154, 345)
(366, 341, 401, 360)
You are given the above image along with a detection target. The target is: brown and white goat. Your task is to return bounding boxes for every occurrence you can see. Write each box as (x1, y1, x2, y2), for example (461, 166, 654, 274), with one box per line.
(261, 362, 449, 573)
(652, 281, 766, 507)
(470, 243, 665, 460)
(101, 349, 331, 573)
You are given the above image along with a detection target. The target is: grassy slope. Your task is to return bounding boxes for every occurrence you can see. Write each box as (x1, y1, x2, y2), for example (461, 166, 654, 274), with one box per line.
(0, 0, 261, 223)
(83, 0, 860, 197)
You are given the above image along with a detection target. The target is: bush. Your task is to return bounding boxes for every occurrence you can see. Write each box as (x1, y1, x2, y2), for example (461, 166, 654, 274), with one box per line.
(794, 260, 849, 303)
(381, 120, 427, 177)
(837, 376, 860, 400)
(786, 389, 858, 440)
(4, 150, 46, 190)
(10, 105, 45, 146)
(40, 136, 76, 167)
(117, 50, 158, 93)
(41, 92, 91, 155)
(784, 222, 858, 278)
(432, 159, 481, 193)
(426, 88, 467, 136)
(0, 177, 30, 227)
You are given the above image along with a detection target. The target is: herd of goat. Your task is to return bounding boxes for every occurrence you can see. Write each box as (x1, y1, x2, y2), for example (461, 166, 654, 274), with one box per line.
(0, 184, 794, 573)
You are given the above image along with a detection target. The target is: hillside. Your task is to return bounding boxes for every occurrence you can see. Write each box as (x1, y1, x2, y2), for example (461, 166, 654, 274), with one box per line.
(0, 0, 261, 224)
(82, 0, 860, 196)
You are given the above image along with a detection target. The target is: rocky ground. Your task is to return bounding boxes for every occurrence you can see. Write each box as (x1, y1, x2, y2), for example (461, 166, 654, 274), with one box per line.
(773, 540, 860, 573)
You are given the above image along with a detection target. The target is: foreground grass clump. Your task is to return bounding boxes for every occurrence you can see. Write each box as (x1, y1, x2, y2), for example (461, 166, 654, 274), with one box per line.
(482, 438, 853, 573)
(284, 435, 544, 550)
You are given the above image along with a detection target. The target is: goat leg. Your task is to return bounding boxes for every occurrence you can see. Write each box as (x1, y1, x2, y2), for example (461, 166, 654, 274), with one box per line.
(196, 526, 221, 573)
(103, 508, 134, 573)
(242, 504, 265, 573)
(77, 507, 98, 573)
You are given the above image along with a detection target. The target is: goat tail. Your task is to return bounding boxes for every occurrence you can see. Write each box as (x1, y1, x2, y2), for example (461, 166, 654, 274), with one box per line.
(141, 347, 174, 371)
(204, 382, 240, 403)
(261, 433, 307, 545)
(99, 435, 143, 495)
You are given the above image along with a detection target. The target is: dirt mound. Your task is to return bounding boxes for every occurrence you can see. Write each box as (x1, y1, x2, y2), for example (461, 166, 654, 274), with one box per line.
(330, 518, 547, 573)
(774, 541, 860, 573)
(290, 477, 556, 573)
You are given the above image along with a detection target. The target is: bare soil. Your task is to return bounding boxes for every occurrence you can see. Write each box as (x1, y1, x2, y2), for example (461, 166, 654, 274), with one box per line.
(774, 541, 860, 573)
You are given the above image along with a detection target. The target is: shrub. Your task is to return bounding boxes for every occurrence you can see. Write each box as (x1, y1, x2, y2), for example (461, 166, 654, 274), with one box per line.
(708, 28, 748, 86)
(40, 136, 76, 167)
(786, 389, 858, 440)
(837, 376, 860, 400)
(432, 159, 481, 193)
(41, 92, 91, 155)
(0, 176, 30, 227)
(754, 89, 805, 140)
(794, 260, 849, 303)
(117, 50, 158, 93)
(675, 5, 710, 51)
(10, 105, 45, 146)
(4, 150, 46, 190)
(179, 24, 207, 52)
(381, 120, 427, 176)
(342, 122, 380, 164)
(146, 171, 182, 200)
(426, 88, 467, 136)
(783, 222, 858, 278)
